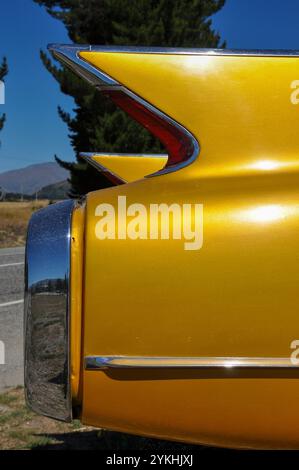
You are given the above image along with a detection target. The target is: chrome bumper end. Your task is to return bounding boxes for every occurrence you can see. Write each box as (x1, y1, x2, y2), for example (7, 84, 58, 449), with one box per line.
(24, 200, 75, 422)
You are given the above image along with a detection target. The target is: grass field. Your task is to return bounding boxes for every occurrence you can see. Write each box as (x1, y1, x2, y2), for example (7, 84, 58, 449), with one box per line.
(0, 388, 203, 451)
(0, 201, 49, 248)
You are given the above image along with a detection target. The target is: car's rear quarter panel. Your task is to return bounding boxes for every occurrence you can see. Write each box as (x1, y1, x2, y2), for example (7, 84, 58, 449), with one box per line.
(74, 52, 299, 447)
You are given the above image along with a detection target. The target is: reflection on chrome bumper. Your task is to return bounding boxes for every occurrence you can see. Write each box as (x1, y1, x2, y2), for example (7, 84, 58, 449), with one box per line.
(24, 200, 75, 422)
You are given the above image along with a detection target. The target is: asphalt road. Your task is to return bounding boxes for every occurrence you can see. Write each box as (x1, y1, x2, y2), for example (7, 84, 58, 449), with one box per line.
(0, 247, 25, 391)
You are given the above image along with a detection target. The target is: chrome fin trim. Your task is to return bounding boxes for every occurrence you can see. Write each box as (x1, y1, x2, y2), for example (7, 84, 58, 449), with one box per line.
(48, 44, 119, 87)
(80, 152, 168, 159)
(49, 44, 299, 57)
(120, 88, 200, 177)
(85, 356, 297, 370)
(24, 200, 75, 422)
(80, 152, 127, 185)
(80, 152, 169, 183)
(48, 44, 200, 177)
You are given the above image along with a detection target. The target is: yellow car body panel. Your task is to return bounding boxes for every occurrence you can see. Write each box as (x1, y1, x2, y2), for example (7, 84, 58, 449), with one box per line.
(24, 46, 299, 449)
(80, 176, 299, 449)
(69, 51, 299, 448)
(80, 52, 299, 180)
(85, 153, 168, 182)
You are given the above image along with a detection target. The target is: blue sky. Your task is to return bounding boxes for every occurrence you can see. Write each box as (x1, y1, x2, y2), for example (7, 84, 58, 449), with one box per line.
(1, 0, 299, 172)
(0, 0, 73, 172)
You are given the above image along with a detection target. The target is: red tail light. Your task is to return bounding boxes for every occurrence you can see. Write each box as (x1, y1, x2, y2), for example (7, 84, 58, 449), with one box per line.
(105, 89, 196, 172)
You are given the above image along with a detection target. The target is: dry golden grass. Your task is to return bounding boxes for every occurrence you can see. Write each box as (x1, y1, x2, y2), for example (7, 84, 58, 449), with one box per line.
(0, 201, 49, 248)
(0, 388, 91, 450)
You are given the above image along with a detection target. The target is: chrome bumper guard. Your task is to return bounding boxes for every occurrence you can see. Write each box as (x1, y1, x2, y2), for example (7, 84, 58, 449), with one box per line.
(24, 200, 75, 422)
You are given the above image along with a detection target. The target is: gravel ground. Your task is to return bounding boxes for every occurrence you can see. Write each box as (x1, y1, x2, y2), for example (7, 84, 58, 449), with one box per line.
(0, 247, 25, 391)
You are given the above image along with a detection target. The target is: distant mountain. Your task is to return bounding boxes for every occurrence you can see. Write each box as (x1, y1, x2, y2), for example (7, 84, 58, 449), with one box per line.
(38, 180, 70, 200)
(0, 162, 68, 195)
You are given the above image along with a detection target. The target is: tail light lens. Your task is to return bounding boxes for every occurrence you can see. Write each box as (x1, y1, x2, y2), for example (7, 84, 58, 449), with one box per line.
(105, 89, 196, 172)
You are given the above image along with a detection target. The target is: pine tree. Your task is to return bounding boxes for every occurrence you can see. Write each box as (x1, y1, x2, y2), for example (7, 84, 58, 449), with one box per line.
(0, 57, 8, 137)
(35, 0, 225, 196)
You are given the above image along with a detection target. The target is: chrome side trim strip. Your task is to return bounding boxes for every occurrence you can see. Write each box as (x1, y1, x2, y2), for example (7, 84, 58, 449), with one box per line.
(24, 200, 75, 422)
(85, 356, 297, 370)
(81, 152, 127, 185)
(48, 44, 199, 177)
(49, 44, 299, 57)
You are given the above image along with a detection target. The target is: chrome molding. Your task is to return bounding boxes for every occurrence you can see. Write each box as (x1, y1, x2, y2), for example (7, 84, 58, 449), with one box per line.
(85, 356, 298, 370)
(24, 200, 75, 422)
(81, 152, 127, 185)
(81, 152, 169, 183)
(48, 44, 119, 87)
(48, 44, 199, 177)
(121, 88, 200, 177)
(80, 152, 168, 159)
(49, 44, 299, 57)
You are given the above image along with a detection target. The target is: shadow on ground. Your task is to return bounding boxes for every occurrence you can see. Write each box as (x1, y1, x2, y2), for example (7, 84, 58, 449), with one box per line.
(30, 429, 216, 451)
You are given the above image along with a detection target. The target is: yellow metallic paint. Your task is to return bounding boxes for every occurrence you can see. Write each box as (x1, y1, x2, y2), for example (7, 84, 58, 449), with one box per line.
(70, 202, 85, 405)
(69, 51, 299, 448)
(90, 154, 168, 182)
(80, 51, 299, 180)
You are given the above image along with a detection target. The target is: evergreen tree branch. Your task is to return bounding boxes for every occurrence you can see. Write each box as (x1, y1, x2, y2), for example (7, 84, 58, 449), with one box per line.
(34, 0, 226, 196)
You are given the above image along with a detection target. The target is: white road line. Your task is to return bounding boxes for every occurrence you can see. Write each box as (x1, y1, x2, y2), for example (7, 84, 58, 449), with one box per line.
(0, 300, 24, 308)
(0, 262, 24, 268)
